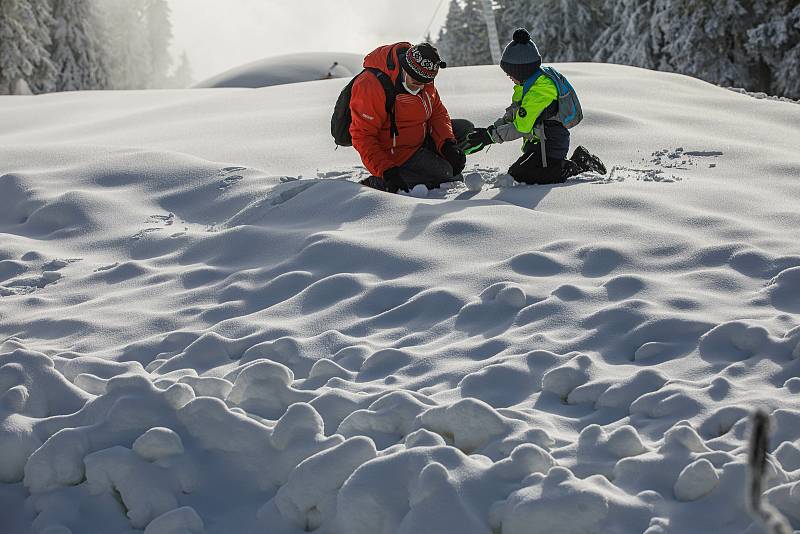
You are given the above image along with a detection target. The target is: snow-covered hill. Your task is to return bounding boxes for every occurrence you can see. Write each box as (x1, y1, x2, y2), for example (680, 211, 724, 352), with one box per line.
(1, 63, 799, 534)
(193, 52, 363, 88)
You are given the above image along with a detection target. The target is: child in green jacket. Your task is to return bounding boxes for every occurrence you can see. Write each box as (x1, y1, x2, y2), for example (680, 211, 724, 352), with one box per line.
(461, 29, 606, 185)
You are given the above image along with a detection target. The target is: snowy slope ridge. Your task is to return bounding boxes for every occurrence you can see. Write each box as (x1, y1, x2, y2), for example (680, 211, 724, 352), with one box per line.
(1, 64, 800, 534)
(193, 52, 363, 88)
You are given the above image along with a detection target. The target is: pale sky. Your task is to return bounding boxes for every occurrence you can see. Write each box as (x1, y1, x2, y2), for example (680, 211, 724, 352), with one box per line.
(168, 0, 450, 82)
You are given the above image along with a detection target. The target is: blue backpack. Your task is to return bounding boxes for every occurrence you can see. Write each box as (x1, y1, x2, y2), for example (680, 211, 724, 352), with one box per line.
(522, 66, 583, 129)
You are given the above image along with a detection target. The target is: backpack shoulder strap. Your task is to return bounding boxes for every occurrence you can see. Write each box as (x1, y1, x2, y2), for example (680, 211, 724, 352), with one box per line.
(521, 68, 543, 99)
(364, 67, 399, 141)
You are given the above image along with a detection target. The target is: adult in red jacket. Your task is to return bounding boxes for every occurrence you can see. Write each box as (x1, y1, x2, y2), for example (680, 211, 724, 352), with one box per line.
(350, 42, 470, 192)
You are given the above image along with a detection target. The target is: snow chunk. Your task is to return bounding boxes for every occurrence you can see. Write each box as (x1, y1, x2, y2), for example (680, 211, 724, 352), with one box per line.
(541, 354, 593, 401)
(417, 398, 508, 454)
(270, 402, 325, 450)
(495, 173, 515, 188)
(144, 506, 204, 534)
(0, 412, 42, 482)
(404, 428, 447, 448)
(177, 396, 269, 455)
(492, 466, 652, 534)
(338, 391, 431, 449)
(84, 446, 179, 529)
(764, 480, 800, 523)
(775, 441, 800, 472)
(268, 403, 343, 485)
(164, 382, 195, 409)
(58, 355, 146, 383)
(0, 349, 89, 418)
(133, 428, 184, 461)
(408, 184, 428, 198)
(273, 436, 377, 530)
(490, 444, 556, 480)
(607, 426, 648, 458)
(24, 428, 90, 492)
(178, 376, 232, 400)
(596, 369, 667, 411)
(73, 373, 107, 395)
(334, 446, 489, 534)
(307, 358, 351, 381)
(1, 384, 29, 414)
(464, 172, 484, 191)
(698, 321, 771, 360)
(226, 360, 313, 419)
(663, 424, 711, 454)
(496, 284, 526, 308)
(766, 266, 800, 313)
(673, 458, 719, 501)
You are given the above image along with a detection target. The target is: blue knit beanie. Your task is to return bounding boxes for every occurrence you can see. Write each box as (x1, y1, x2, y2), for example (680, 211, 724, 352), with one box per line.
(500, 28, 542, 82)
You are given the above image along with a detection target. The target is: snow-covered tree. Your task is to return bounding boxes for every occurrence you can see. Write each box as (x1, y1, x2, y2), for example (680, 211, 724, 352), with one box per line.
(143, 0, 172, 88)
(747, 1, 800, 99)
(437, 0, 469, 66)
(0, 0, 56, 94)
(49, 0, 108, 91)
(502, 0, 606, 62)
(167, 51, 193, 88)
(96, 0, 152, 89)
(594, 0, 663, 69)
(92, 0, 177, 89)
(28, 0, 57, 92)
(437, 0, 505, 67)
(654, 0, 755, 87)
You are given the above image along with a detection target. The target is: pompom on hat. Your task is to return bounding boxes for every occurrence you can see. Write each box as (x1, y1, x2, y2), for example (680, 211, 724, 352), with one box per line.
(500, 28, 542, 82)
(400, 43, 447, 83)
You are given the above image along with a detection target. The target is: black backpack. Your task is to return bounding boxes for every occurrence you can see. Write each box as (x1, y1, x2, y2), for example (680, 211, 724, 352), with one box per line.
(331, 47, 403, 147)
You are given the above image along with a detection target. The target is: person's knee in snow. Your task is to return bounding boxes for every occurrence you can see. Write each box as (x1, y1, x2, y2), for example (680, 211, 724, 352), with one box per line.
(509, 148, 565, 185)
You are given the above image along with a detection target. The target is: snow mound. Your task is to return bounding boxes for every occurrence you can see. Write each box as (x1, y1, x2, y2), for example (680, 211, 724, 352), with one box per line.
(193, 52, 363, 88)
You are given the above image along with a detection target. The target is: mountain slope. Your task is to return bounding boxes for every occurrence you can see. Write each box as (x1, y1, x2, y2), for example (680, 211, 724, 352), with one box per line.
(1, 63, 799, 534)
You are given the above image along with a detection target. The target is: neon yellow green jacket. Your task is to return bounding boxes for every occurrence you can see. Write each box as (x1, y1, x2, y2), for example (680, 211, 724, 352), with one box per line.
(492, 75, 558, 144)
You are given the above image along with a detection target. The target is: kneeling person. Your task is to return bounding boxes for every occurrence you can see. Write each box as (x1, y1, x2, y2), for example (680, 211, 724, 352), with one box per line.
(461, 29, 606, 185)
(349, 42, 469, 193)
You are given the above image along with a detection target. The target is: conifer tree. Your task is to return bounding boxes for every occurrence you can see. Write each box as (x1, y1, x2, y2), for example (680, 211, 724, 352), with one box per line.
(747, 1, 800, 98)
(168, 51, 193, 88)
(437, 0, 507, 66)
(504, 0, 605, 62)
(0, 0, 56, 94)
(594, 0, 663, 69)
(97, 0, 152, 89)
(144, 0, 173, 88)
(49, 0, 107, 91)
(436, 0, 468, 66)
(654, 0, 754, 86)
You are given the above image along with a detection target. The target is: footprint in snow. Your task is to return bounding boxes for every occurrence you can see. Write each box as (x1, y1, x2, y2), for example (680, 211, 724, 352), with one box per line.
(131, 227, 162, 240)
(218, 166, 247, 190)
(218, 175, 243, 189)
(219, 166, 246, 175)
(146, 213, 175, 225)
(0, 271, 62, 297)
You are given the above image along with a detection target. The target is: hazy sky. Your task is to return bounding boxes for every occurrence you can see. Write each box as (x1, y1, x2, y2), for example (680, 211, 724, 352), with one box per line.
(168, 0, 450, 82)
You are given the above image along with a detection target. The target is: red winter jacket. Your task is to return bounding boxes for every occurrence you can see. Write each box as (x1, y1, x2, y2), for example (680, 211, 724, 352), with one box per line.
(349, 43, 455, 178)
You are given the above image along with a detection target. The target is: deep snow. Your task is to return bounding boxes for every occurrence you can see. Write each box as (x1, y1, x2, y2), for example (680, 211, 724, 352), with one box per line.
(1, 63, 799, 534)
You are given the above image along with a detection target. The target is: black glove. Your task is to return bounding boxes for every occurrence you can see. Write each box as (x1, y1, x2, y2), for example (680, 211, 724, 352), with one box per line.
(459, 127, 495, 155)
(440, 139, 466, 176)
(383, 167, 408, 193)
